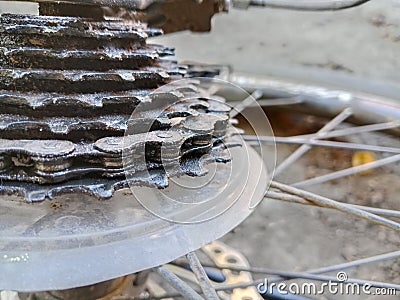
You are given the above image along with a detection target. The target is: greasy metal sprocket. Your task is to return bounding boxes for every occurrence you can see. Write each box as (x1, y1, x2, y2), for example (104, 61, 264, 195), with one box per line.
(0, 12, 233, 202)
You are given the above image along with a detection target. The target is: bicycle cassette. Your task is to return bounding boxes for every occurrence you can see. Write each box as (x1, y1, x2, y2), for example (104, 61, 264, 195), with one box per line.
(0, 12, 237, 202)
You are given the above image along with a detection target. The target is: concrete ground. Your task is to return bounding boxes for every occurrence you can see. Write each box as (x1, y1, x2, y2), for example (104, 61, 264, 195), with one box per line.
(151, 0, 400, 95)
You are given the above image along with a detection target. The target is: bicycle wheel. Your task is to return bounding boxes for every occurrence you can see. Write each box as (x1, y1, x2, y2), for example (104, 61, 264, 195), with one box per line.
(124, 70, 400, 300)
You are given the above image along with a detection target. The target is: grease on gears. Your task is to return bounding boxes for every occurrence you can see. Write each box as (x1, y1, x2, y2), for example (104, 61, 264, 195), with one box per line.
(0, 12, 235, 203)
(0, 94, 229, 140)
(0, 119, 232, 183)
(0, 93, 236, 200)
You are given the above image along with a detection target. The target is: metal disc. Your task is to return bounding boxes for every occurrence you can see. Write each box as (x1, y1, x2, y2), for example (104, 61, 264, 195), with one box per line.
(0, 144, 267, 292)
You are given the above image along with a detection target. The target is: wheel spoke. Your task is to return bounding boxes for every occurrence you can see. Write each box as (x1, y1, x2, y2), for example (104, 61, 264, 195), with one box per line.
(149, 248, 400, 300)
(213, 274, 400, 292)
(274, 108, 353, 176)
(154, 266, 400, 292)
(155, 266, 204, 300)
(244, 120, 400, 143)
(186, 252, 219, 300)
(291, 121, 400, 140)
(269, 181, 400, 232)
(229, 90, 263, 118)
(228, 96, 303, 107)
(309, 250, 400, 274)
(267, 190, 400, 219)
(292, 154, 400, 187)
(247, 136, 400, 153)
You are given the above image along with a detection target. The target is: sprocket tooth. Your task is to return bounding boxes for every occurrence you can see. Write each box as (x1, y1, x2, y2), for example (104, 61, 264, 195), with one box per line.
(0, 14, 162, 49)
(0, 89, 184, 117)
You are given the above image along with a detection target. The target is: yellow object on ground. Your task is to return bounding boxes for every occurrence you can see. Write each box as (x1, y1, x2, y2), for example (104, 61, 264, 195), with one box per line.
(352, 151, 376, 175)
